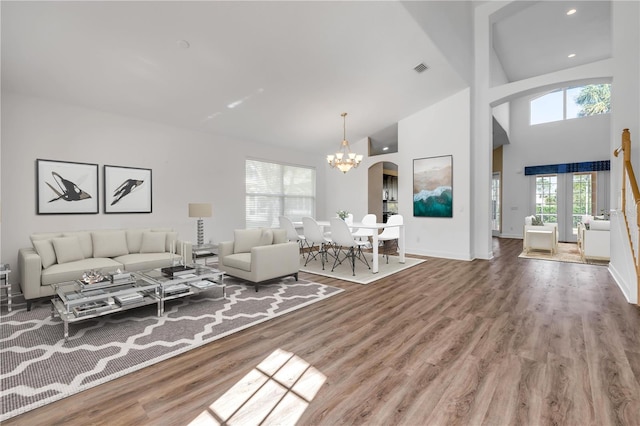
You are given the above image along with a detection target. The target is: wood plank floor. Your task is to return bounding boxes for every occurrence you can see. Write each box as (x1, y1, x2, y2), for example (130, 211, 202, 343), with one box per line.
(5, 238, 640, 425)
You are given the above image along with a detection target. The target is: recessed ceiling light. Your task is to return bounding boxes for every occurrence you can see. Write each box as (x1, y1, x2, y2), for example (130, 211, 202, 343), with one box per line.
(568, 53, 576, 58)
(382, 147, 389, 151)
(567, 9, 576, 15)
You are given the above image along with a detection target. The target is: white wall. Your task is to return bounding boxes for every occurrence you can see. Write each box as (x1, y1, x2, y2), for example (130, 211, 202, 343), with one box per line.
(0, 93, 326, 283)
(322, 89, 472, 260)
(501, 95, 611, 238)
(401, 89, 472, 259)
(609, 0, 640, 304)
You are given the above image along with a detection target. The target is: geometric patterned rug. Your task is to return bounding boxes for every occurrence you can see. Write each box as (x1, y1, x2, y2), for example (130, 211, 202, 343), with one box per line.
(0, 276, 343, 421)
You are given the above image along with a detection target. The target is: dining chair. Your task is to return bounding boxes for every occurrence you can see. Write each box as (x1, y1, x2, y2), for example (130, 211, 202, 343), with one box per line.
(345, 213, 354, 232)
(329, 218, 370, 276)
(378, 214, 403, 263)
(351, 213, 376, 245)
(302, 217, 333, 269)
(279, 216, 307, 256)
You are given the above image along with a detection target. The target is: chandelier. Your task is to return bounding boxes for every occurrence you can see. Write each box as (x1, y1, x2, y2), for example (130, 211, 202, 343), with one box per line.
(327, 112, 363, 173)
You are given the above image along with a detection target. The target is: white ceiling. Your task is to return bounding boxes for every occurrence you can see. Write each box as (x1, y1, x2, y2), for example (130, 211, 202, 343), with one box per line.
(1, 1, 466, 155)
(492, 1, 611, 82)
(1, 1, 612, 155)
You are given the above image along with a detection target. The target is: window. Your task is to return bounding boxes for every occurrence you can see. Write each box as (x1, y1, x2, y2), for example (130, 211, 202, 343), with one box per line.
(535, 175, 557, 224)
(530, 83, 611, 125)
(245, 159, 316, 229)
(572, 172, 595, 231)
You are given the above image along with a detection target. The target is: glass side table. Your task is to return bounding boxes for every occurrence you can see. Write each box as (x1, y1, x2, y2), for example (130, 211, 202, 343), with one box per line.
(0, 264, 11, 313)
(192, 243, 218, 265)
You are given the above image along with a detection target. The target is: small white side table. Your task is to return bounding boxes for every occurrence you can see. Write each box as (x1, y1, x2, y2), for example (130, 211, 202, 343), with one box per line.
(0, 264, 11, 312)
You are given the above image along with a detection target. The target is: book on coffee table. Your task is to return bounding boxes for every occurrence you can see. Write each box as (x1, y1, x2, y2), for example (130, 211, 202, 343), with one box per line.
(114, 292, 144, 306)
(192, 280, 216, 290)
(161, 265, 195, 277)
(164, 283, 191, 296)
(73, 300, 112, 317)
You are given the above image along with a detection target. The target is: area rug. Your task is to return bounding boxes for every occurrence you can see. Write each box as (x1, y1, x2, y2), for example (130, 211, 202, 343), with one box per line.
(0, 276, 343, 421)
(518, 242, 609, 265)
(299, 255, 425, 284)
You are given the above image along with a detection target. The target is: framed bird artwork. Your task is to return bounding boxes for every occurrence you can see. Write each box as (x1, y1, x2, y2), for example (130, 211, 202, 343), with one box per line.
(103, 165, 152, 214)
(36, 159, 99, 214)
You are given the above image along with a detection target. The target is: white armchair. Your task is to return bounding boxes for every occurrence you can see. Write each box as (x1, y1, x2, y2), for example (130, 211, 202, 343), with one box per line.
(218, 228, 300, 291)
(523, 215, 558, 254)
(579, 220, 610, 261)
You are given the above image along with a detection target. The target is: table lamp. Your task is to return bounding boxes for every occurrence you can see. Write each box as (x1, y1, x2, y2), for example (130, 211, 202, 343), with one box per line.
(188, 203, 212, 246)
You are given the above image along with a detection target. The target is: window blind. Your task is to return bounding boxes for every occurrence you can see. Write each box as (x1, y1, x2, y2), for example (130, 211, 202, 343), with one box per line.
(246, 159, 316, 229)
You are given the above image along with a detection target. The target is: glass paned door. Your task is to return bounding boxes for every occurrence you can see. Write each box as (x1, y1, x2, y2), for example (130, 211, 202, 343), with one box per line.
(492, 172, 501, 235)
(572, 172, 595, 235)
(533, 172, 599, 242)
(535, 175, 558, 225)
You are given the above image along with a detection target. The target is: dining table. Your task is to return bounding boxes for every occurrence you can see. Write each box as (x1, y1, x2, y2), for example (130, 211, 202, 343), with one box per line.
(294, 220, 405, 274)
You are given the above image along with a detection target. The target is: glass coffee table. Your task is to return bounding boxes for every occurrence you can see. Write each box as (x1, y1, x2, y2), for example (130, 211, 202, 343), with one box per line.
(135, 264, 225, 315)
(51, 276, 161, 342)
(51, 265, 225, 342)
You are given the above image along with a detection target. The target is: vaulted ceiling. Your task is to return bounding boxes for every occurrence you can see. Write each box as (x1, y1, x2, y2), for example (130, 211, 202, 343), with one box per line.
(1, 1, 611, 155)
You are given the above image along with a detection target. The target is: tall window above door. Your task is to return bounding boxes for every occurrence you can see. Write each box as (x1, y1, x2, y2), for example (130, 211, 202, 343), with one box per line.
(245, 159, 316, 229)
(530, 83, 611, 125)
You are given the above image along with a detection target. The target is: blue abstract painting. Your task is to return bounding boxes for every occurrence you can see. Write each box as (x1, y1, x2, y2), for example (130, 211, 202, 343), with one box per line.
(413, 155, 453, 218)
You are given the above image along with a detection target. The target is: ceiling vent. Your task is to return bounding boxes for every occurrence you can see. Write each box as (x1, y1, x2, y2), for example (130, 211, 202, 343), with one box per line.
(413, 63, 429, 73)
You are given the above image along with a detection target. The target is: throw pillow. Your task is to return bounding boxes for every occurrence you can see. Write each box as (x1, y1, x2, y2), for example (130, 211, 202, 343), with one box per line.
(140, 231, 166, 253)
(272, 228, 287, 244)
(234, 229, 262, 254)
(92, 231, 129, 258)
(62, 231, 93, 258)
(259, 229, 274, 246)
(52, 236, 85, 264)
(531, 215, 544, 226)
(33, 239, 57, 269)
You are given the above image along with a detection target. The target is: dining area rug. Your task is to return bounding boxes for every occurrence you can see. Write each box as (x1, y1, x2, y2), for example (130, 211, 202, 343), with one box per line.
(299, 254, 425, 284)
(0, 276, 343, 421)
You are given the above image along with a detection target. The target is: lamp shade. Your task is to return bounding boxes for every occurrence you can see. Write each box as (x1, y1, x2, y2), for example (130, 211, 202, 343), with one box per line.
(188, 203, 212, 218)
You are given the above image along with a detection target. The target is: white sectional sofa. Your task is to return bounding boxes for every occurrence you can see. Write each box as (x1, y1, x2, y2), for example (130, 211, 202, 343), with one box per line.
(18, 228, 192, 309)
(219, 228, 299, 291)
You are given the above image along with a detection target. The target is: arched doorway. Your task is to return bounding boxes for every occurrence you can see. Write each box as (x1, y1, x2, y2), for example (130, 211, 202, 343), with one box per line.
(368, 161, 398, 223)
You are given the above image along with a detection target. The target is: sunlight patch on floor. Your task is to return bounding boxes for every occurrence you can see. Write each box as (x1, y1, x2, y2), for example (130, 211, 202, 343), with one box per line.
(188, 348, 326, 425)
